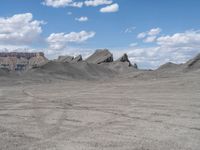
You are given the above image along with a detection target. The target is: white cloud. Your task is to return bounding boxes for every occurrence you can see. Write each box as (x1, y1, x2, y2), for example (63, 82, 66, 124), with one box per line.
(137, 27, 162, 43)
(0, 13, 44, 45)
(68, 1, 83, 8)
(144, 36, 157, 43)
(85, 0, 113, 7)
(126, 46, 198, 69)
(137, 32, 147, 39)
(129, 43, 138, 47)
(75, 16, 88, 22)
(67, 12, 72, 15)
(148, 28, 162, 36)
(46, 31, 95, 50)
(100, 3, 119, 13)
(124, 26, 136, 33)
(42, 0, 83, 8)
(157, 30, 200, 47)
(129, 29, 200, 69)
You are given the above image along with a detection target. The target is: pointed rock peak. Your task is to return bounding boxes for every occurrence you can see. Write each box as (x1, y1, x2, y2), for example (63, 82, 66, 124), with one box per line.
(86, 49, 113, 64)
(117, 53, 129, 62)
(72, 55, 82, 63)
(117, 53, 137, 68)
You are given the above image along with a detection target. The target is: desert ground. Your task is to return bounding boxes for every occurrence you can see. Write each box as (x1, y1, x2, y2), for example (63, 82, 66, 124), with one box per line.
(0, 70, 200, 150)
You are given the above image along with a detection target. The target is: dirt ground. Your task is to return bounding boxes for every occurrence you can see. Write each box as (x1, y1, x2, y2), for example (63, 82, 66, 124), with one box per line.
(0, 73, 200, 150)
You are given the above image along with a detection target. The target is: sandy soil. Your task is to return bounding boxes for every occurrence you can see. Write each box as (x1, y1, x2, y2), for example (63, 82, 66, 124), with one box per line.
(0, 73, 200, 150)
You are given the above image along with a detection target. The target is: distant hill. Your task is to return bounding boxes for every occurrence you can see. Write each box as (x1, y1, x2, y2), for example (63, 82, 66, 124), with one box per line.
(0, 50, 199, 80)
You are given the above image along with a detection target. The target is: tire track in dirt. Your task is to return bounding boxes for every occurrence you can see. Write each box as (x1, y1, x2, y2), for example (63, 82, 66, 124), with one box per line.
(22, 88, 118, 145)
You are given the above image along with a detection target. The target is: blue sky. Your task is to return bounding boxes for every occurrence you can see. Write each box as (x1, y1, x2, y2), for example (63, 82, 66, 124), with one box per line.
(0, 0, 200, 68)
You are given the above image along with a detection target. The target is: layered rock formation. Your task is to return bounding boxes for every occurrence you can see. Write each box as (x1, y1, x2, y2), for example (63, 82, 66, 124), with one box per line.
(56, 55, 82, 63)
(86, 49, 113, 64)
(57, 55, 74, 63)
(0, 52, 45, 59)
(0, 52, 48, 71)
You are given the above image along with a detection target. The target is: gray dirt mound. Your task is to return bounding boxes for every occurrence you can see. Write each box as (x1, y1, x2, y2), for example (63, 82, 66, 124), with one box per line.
(102, 61, 138, 74)
(157, 62, 182, 72)
(27, 61, 116, 80)
(86, 49, 113, 64)
(0, 68, 9, 76)
(100, 53, 138, 74)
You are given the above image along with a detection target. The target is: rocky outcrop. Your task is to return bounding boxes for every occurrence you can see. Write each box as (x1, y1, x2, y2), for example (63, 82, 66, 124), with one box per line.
(56, 55, 83, 63)
(0, 52, 48, 71)
(116, 53, 137, 68)
(185, 53, 200, 70)
(0, 52, 44, 59)
(29, 54, 48, 68)
(71, 55, 82, 63)
(57, 55, 74, 63)
(86, 49, 113, 64)
(117, 53, 129, 62)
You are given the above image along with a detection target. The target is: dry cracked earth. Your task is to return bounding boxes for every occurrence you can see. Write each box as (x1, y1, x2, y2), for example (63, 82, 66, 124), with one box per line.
(0, 73, 200, 150)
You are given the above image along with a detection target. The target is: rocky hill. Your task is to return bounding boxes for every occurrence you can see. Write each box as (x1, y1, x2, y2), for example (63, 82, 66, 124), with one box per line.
(0, 50, 199, 80)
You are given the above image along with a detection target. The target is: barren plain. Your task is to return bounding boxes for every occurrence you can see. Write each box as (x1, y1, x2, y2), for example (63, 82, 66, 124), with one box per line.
(0, 70, 200, 150)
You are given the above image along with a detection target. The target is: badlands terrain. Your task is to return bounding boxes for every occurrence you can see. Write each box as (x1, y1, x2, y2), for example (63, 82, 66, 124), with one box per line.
(0, 50, 200, 150)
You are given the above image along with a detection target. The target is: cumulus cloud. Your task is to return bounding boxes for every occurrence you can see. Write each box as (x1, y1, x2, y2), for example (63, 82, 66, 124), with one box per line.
(100, 3, 119, 13)
(0, 13, 44, 45)
(126, 46, 198, 69)
(84, 0, 112, 7)
(46, 31, 95, 50)
(42, 0, 83, 8)
(157, 30, 200, 47)
(129, 29, 200, 69)
(137, 28, 162, 42)
(144, 36, 157, 43)
(42, 0, 120, 14)
(75, 16, 88, 22)
(137, 32, 146, 39)
(148, 28, 162, 36)
(68, 1, 83, 7)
